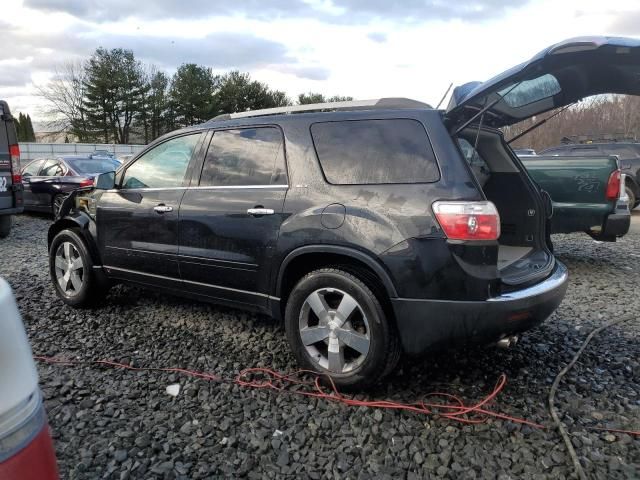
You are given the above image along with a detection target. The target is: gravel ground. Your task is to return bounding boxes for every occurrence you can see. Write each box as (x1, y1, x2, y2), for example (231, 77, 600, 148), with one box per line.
(1, 213, 639, 479)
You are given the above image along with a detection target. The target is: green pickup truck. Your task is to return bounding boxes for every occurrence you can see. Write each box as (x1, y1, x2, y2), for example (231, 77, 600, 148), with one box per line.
(520, 154, 630, 241)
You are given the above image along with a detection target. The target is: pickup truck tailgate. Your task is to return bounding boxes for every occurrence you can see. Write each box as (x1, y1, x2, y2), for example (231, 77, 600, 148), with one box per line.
(521, 155, 620, 234)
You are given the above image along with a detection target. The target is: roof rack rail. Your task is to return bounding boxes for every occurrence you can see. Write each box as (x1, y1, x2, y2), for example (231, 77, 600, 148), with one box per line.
(210, 97, 431, 121)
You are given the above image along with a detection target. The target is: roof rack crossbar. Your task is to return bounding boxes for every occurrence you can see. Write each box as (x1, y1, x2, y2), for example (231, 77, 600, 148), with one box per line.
(210, 97, 431, 121)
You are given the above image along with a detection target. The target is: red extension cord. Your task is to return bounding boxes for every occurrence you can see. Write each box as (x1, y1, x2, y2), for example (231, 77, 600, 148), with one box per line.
(33, 355, 639, 436)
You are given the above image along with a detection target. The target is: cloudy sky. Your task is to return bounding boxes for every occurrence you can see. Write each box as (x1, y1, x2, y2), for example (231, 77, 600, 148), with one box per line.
(3, 0, 640, 123)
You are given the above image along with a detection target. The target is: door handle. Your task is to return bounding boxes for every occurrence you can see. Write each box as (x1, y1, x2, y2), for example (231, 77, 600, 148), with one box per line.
(247, 207, 274, 216)
(153, 205, 173, 213)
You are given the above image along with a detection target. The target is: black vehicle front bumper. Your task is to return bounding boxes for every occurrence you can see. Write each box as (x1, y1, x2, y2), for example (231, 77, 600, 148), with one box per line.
(391, 261, 569, 355)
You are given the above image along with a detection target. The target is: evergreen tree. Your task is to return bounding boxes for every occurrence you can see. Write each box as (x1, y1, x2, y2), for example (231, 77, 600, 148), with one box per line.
(83, 48, 148, 144)
(25, 114, 36, 141)
(169, 64, 217, 127)
(212, 71, 290, 115)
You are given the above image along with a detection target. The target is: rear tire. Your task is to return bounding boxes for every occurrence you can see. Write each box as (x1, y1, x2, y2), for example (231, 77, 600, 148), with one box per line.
(49, 228, 107, 307)
(284, 268, 401, 390)
(625, 185, 636, 211)
(0, 215, 11, 238)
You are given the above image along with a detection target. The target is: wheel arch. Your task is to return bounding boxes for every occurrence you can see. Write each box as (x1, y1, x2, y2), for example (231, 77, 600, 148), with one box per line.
(48, 213, 102, 266)
(274, 245, 398, 312)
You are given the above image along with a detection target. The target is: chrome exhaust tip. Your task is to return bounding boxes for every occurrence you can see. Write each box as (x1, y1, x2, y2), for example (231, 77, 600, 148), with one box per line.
(496, 335, 519, 349)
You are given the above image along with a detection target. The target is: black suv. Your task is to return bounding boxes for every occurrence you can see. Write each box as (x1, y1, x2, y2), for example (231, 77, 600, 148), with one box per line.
(48, 36, 640, 387)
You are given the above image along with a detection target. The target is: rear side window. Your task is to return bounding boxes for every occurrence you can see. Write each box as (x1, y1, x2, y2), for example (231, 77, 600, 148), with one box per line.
(311, 119, 439, 184)
(200, 127, 287, 186)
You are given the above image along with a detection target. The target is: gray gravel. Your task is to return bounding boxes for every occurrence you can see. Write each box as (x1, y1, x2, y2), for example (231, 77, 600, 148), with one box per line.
(1, 213, 638, 479)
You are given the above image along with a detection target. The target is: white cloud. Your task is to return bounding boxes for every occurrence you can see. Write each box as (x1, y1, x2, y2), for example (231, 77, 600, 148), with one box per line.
(2, 0, 640, 121)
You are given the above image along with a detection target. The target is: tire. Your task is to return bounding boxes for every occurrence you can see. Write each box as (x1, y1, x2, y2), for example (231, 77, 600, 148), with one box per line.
(284, 268, 401, 390)
(49, 228, 107, 307)
(625, 185, 637, 211)
(0, 215, 11, 238)
(52, 194, 67, 217)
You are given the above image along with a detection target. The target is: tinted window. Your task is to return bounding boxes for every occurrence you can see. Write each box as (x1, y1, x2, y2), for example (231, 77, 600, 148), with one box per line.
(458, 138, 490, 186)
(200, 127, 286, 186)
(311, 119, 439, 184)
(40, 159, 66, 177)
(66, 158, 118, 174)
(569, 146, 600, 156)
(600, 144, 639, 160)
(22, 159, 45, 177)
(122, 133, 201, 189)
(498, 74, 561, 108)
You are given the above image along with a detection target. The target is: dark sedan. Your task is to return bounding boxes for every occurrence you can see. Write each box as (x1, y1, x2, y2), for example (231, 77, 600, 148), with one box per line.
(21, 156, 118, 216)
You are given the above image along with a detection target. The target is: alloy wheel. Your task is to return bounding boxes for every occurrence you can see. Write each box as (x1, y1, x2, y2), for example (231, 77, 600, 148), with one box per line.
(54, 241, 84, 296)
(298, 287, 371, 374)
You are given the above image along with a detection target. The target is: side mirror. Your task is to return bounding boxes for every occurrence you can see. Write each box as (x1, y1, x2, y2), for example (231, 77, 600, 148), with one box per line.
(95, 171, 116, 190)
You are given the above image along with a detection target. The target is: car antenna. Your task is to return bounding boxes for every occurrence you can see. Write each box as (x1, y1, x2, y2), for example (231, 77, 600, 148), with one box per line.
(435, 83, 453, 109)
(507, 103, 575, 144)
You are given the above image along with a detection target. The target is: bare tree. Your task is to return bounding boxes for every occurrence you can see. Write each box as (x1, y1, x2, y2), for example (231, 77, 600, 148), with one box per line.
(35, 61, 90, 142)
(505, 94, 640, 151)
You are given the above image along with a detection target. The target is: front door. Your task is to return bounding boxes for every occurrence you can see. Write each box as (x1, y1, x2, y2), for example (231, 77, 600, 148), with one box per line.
(178, 126, 288, 308)
(97, 132, 204, 288)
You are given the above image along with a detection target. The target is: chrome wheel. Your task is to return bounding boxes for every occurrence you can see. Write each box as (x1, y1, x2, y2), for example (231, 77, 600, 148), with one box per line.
(54, 241, 84, 296)
(298, 288, 371, 374)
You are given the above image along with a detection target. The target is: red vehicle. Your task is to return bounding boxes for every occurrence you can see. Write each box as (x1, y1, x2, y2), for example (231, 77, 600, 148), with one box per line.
(0, 277, 58, 480)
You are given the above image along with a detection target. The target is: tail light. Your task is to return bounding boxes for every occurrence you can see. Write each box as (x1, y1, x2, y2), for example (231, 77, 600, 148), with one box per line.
(79, 178, 94, 188)
(432, 201, 501, 241)
(606, 170, 621, 201)
(9, 145, 21, 184)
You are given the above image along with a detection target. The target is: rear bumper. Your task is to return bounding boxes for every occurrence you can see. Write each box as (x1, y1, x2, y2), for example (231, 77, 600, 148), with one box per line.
(600, 212, 630, 238)
(391, 261, 569, 355)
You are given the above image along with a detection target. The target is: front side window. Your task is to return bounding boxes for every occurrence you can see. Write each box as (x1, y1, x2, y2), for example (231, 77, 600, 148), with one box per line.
(122, 133, 201, 189)
(311, 119, 439, 184)
(22, 159, 45, 177)
(40, 159, 66, 177)
(200, 127, 286, 186)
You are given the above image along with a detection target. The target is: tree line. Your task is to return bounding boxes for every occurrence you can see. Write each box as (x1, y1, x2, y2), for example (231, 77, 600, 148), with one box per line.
(505, 95, 640, 151)
(38, 48, 352, 145)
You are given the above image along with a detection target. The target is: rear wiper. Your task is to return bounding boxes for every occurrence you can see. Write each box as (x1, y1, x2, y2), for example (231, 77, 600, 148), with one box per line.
(507, 103, 575, 144)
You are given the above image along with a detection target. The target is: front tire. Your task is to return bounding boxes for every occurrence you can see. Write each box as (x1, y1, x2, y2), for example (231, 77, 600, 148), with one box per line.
(49, 229, 106, 306)
(0, 215, 11, 238)
(284, 268, 401, 389)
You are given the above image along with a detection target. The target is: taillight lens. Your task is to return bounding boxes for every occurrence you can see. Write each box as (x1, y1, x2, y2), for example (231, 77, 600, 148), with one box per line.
(79, 178, 94, 188)
(432, 201, 501, 241)
(606, 170, 621, 201)
(9, 144, 21, 184)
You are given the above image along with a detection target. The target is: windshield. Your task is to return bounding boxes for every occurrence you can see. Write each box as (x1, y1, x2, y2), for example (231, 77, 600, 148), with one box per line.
(66, 158, 119, 174)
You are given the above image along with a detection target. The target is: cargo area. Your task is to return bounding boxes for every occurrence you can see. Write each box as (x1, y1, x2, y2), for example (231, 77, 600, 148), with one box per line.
(457, 128, 553, 286)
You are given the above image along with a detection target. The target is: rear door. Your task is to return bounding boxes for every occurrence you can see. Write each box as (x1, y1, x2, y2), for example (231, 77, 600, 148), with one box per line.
(20, 159, 45, 207)
(178, 126, 288, 309)
(97, 132, 205, 287)
(27, 158, 67, 208)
